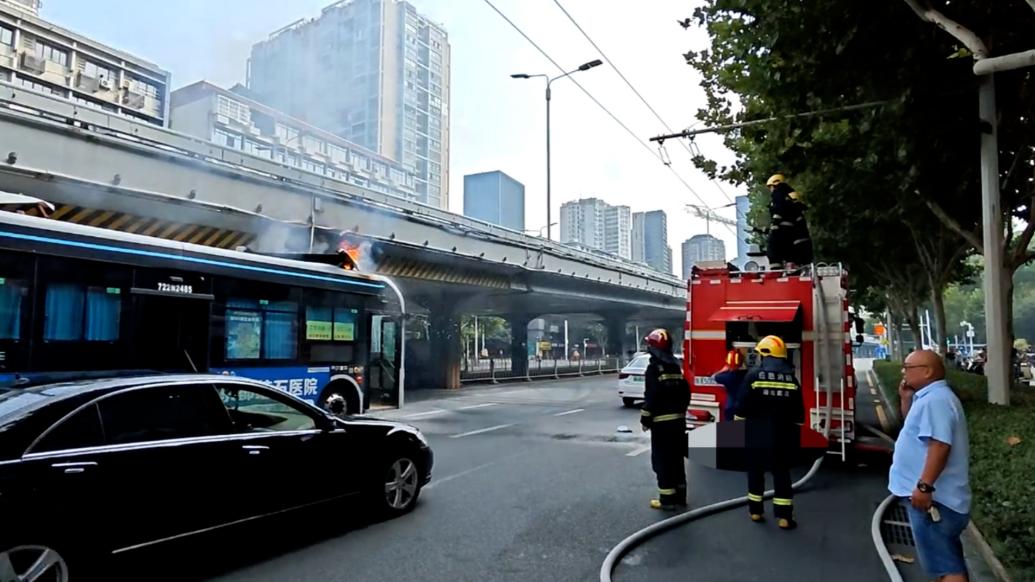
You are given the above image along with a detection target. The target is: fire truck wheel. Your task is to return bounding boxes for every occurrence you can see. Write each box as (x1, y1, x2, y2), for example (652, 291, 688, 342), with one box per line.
(622, 398, 637, 408)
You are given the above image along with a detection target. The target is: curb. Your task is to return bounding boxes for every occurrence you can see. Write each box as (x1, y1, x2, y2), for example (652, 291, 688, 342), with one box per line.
(966, 521, 1014, 582)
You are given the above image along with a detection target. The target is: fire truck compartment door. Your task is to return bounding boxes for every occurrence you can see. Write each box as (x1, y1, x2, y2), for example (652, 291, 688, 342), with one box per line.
(708, 300, 801, 322)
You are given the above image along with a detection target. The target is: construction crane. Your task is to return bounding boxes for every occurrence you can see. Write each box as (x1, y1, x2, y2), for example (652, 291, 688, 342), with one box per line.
(685, 203, 737, 234)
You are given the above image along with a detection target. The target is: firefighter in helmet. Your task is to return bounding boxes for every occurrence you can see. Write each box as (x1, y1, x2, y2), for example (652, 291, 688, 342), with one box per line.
(713, 349, 748, 421)
(734, 335, 804, 529)
(640, 328, 691, 510)
(764, 174, 797, 269)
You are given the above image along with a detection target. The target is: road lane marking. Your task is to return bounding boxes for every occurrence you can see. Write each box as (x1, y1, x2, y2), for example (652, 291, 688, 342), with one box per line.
(875, 405, 890, 433)
(402, 409, 448, 419)
(626, 444, 652, 457)
(553, 408, 585, 417)
(870, 387, 878, 395)
(458, 402, 498, 411)
(424, 460, 499, 490)
(450, 424, 514, 439)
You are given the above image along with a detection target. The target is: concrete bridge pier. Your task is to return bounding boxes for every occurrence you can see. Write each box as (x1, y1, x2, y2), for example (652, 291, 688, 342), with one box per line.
(507, 313, 532, 379)
(427, 303, 462, 390)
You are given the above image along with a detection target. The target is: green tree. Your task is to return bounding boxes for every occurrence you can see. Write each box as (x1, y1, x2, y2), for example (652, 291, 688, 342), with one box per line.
(682, 1, 1033, 361)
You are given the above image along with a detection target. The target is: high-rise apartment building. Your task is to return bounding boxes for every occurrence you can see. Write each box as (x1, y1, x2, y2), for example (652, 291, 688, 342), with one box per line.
(247, 0, 450, 209)
(681, 234, 726, 280)
(560, 197, 631, 260)
(463, 170, 524, 232)
(632, 210, 673, 274)
(0, 2, 170, 125)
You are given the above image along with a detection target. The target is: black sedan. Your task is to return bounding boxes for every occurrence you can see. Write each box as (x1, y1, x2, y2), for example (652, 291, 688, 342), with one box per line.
(0, 374, 433, 581)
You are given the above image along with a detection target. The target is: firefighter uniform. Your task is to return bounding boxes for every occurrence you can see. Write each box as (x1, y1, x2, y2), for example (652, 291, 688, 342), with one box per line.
(786, 190, 813, 266)
(734, 335, 804, 529)
(765, 182, 800, 269)
(641, 329, 690, 509)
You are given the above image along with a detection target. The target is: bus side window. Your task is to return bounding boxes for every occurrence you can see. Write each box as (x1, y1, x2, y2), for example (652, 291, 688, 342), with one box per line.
(0, 278, 28, 340)
(42, 284, 121, 342)
(224, 297, 298, 361)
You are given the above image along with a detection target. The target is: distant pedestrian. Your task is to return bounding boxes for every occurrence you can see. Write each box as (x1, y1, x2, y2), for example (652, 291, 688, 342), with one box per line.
(713, 349, 747, 421)
(889, 350, 971, 582)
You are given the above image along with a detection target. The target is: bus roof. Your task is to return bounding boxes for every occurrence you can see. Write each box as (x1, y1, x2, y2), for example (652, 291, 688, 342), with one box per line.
(0, 211, 391, 292)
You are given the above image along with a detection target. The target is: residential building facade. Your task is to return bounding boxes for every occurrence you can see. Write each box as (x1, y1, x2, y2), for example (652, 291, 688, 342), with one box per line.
(463, 170, 524, 232)
(0, 2, 170, 125)
(170, 81, 419, 201)
(560, 197, 631, 260)
(247, 0, 450, 209)
(682, 234, 726, 281)
(632, 210, 673, 274)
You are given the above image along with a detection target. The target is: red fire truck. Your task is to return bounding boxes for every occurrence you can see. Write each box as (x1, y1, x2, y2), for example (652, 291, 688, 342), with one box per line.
(681, 262, 857, 460)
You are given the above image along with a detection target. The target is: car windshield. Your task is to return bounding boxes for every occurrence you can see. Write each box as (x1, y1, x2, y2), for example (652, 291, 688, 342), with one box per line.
(627, 355, 650, 369)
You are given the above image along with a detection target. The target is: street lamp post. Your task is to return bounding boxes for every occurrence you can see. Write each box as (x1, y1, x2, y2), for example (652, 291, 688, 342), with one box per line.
(511, 59, 603, 241)
(524, 222, 558, 238)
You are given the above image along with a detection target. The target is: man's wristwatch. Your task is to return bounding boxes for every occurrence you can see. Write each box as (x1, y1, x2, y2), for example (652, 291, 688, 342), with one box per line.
(916, 480, 936, 494)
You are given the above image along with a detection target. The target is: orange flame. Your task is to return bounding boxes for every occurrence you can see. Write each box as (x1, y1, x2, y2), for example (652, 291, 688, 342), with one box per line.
(338, 239, 361, 270)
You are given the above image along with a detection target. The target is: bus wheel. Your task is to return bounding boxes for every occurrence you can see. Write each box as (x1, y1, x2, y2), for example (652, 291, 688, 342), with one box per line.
(320, 385, 359, 415)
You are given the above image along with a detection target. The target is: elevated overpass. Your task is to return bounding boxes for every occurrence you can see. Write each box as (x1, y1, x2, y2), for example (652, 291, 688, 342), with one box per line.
(0, 85, 686, 388)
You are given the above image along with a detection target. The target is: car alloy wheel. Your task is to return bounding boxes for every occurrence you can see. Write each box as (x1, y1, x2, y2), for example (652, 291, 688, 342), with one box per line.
(384, 457, 419, 511)
(0, 545, 69, 582)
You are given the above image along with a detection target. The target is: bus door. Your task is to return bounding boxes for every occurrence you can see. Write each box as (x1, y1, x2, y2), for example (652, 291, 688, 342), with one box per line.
(367, 314, 401, 408)
(130, 274, 214, 372)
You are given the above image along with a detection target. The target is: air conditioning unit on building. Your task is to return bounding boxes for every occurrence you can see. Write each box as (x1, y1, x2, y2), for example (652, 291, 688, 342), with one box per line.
(19, 53, 46, 74)
(98, 78, 114, 91)
(122, 90, 145, 109)
(75, 73, 100, 93)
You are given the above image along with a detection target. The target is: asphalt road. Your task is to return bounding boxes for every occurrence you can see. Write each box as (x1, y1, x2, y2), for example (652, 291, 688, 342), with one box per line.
(111, 374, 895, 582)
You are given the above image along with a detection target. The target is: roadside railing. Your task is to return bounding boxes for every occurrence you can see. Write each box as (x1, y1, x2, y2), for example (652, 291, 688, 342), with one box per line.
(460, 355, 627, 383)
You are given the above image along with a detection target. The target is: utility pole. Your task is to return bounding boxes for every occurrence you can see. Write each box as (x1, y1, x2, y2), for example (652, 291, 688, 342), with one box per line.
(902, 0, 1035, 404)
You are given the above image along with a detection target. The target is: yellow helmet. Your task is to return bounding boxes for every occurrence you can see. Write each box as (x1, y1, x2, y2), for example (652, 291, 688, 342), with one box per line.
(766, 174, 785, 188)
(755, 335, 788, 359)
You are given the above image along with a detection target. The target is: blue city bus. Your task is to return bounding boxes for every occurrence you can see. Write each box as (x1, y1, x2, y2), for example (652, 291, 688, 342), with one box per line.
(0, 211, 404, 413)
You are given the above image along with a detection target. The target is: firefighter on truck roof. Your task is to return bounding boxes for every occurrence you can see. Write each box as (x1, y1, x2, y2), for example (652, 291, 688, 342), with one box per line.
(765, 174, 813, 269)
(735, 335, 805, 529)
(640, 329, 690, 510)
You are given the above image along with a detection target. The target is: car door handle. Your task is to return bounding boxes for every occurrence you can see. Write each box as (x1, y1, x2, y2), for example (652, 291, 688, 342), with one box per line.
(51, 461, 97, 474)
(242, 445, 269, 455)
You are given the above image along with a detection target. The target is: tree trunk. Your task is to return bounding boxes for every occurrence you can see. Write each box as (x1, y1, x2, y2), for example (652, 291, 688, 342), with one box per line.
(894, 319, 906, 361)
(907, 306, 922, 352)
(930, 285, 949, 354)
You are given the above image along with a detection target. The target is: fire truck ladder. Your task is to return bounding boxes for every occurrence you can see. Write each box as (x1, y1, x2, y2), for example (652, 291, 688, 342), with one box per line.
(815, 266, 847, 461)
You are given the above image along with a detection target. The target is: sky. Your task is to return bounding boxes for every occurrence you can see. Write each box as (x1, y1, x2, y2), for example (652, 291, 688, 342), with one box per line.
(42, 0, 744, 274)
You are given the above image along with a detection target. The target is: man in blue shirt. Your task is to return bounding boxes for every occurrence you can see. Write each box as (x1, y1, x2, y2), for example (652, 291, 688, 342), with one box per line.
(889, 350, 971, 582)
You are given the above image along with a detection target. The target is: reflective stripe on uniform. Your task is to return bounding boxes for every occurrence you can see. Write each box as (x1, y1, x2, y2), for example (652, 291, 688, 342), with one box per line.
(734, 415, 745, 420)
(747, 493, 764, 502)
(658, 374, 684, 382)
(653, 413, 683, 422)
(659, 488, 678, 495)
(773, 498, 793, 506)
(641, 410, 652, 417)
(751, 381, 798, 390)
